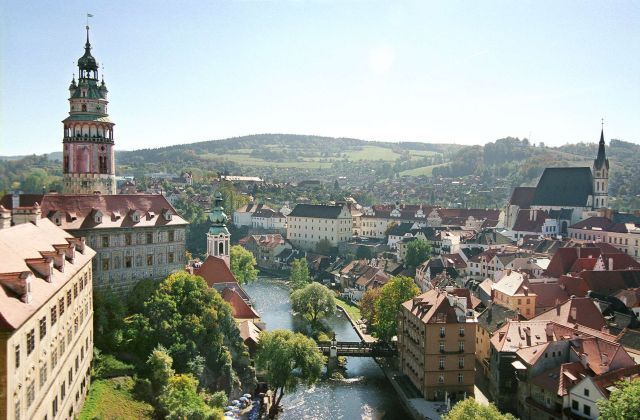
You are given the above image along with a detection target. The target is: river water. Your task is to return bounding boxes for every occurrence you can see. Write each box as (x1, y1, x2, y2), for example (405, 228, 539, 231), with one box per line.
(243, 278, 408, 420)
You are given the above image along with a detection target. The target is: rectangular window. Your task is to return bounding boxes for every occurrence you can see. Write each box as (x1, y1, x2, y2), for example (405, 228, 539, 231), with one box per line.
(102, 235, 109, 247)
(39, 316, 47, 339)
(26, 381, 35, 407)
(584, 389, 589, 396)
(39, 362, 47, 386)
(125, 233, 132, 245)
(439, 357, 445, 369)
(459, 356, 465, 368)
(60, 337, 65, 355)
(51, 347, 58, 368)
(458, 373, 464, 383)
(125, 256, 132, 268)
(67, 329, 72, 345)
(168, 252, 174, 264)
(61, 382, 66, 400)
(27, 329, 35, 355)
(15, 400, 20, 420)
(438, 375, 444, 384)
(439, 341, 445, 352)
(146, 232, 153, 244)
(102, 258, 110, 271)
(459, 341, 465, 352)
(79, 278, 84, 293)
(59, 297, 65, 315)
(584, 405, 591, 416)
(168, 230, 175, 242)
(51, 306, 57, 325)
(572, 400, 579, 410)
(67, 290, 72, 306)
(147, 255, 153, 266)
(459, 327, 465, 337)
(68, 368, 73, 384)
(52, 396, 58, 417)
(73, 283, 78, 298)
(440, 327, 446, 338)
(15, 345, 20, 368)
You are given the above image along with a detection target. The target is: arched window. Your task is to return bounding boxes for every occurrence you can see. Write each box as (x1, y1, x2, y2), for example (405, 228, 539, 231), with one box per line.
(81, 104, 87, 112)
(218, 242, 224, 255)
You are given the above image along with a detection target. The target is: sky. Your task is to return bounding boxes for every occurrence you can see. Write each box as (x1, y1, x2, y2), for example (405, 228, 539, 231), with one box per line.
(1, 0, 639, 155)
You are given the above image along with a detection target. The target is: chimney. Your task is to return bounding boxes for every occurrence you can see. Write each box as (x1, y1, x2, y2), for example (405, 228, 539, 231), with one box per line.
(570, 306, 577, 321)
(556, 303, 561, 316)
(12, 191, 21, 209)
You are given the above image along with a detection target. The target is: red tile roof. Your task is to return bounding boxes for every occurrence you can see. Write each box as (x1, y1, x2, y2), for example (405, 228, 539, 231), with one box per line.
(531, 297, 606, 331)
(194, 255, 238, 286)
(592, 364, 640, 398)
(528, 283, 570, 310)
(35, 194, 187, 230)
(221, 288, 260, 320)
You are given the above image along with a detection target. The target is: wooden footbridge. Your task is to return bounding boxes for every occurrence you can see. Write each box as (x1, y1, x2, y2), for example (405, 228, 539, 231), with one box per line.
(317, 340, 397, 358)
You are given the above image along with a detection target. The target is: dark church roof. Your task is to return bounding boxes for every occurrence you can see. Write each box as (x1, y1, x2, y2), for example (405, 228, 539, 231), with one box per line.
(509, 187, 536, 208)
(289, 203, 346, 219)
(532, 167, 594, 207)
(594, 129, 609, 171)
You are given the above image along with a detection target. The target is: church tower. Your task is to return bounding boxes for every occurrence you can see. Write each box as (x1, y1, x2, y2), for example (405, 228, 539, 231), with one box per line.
(592, 128, 609, 209)
(207, 192, 231, 267)
(62, 26, 116, 195)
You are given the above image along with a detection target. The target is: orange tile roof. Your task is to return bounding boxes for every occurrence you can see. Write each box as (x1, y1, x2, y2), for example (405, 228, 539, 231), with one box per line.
(0, 219, 95, 331)
(531, 297, 606, 331)
(194, 255, 238, 286)
(221, 288, 260, 320)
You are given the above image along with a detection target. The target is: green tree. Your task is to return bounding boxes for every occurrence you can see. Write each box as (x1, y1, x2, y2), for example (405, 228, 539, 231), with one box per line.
(93, 287, 127, 352)
(290, 283, 336, 325)
(405, 240, 431, 267)
(289, 258, 311, 290)
(127, 278, 160, 314)
(443, 398, 516, 420)
(255, 330, 324, 419)
(158, 374, 223, 420)
(597, 378, 640, 420)
(359, 287, 382, 324)
(124, 272, 254, 392)
(230, 245, 259, 284)
(147, 345, 175, 398)
(374, 276, 420, 341)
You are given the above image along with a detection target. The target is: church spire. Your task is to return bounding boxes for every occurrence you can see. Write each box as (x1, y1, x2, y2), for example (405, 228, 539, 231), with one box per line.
(594, 125, 609, 170)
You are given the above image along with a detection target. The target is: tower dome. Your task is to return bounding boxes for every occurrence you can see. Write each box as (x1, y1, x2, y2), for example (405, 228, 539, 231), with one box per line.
(208, 192, 228, 226)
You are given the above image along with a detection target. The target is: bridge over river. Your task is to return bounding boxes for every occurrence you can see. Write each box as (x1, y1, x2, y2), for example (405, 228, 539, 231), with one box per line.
(317, 340, 397, 358)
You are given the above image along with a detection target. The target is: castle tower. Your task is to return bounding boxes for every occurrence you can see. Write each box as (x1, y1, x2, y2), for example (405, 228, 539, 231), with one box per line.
(207, 192, 231, 267)
(592, 128, 609, 209)
(62, 25, 116, 194)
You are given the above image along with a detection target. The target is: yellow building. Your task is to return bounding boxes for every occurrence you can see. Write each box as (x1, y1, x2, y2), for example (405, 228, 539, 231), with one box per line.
(398, 289, 477, 403)
(287, 203, 352, 251)
(0, 219, 95, 420)
(491, 269, 537, 319)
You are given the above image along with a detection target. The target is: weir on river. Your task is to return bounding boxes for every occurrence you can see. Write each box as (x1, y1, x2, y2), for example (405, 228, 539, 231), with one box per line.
(243, 278, 409, 420)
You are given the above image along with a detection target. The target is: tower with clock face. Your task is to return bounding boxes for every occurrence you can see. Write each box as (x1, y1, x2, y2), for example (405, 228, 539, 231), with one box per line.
(62, 25, 116, 195)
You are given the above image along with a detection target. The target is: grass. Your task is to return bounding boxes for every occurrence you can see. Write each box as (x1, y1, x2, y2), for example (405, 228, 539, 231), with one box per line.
(399, 163, 448, 176)
(343, 145, 401, 161)
(79, 377, 154, 420)
(335, 297, 362, 321)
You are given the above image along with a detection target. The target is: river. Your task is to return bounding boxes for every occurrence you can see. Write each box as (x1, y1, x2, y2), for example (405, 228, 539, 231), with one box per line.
(243, 278, 408, 420)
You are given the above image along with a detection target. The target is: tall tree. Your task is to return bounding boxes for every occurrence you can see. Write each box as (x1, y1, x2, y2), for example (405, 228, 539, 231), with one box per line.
(374, 276, 420, 341)
(405, 240, 431, 267)
(93, 287, 127, 352)
(255, 330, 324, 419)
(597, 378, 640, 419)
(360, 287, 382, 324)
(230, 245, 259, 284)
(443, 398, 516, 420)
(124, 272, 254, 392)
(289, 258, 311, 290)
(158, 374, 223, 420)
(290, 283, 336, 325)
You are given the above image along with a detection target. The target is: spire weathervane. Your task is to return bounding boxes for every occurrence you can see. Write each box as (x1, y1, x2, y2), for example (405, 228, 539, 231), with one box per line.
(601, 118, 604, 130)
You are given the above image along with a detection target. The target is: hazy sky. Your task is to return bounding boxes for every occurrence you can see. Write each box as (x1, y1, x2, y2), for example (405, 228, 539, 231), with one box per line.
(1, 1, 639, 155)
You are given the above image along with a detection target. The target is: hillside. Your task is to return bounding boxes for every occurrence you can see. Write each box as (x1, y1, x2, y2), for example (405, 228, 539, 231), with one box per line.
(2, 133, 639, 210)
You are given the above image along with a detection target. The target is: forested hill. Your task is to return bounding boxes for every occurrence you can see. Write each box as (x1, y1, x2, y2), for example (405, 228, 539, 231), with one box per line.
(2, 133, 639, 209)
(116, 133, 456, 164)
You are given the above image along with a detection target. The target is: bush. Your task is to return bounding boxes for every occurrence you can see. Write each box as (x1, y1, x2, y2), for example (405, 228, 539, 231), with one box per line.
(93, 349, 135, 379)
